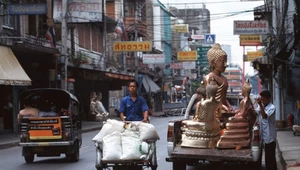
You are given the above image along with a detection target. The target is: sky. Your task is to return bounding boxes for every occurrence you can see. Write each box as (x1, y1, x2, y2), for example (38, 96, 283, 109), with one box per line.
(159, 0, 264, 75)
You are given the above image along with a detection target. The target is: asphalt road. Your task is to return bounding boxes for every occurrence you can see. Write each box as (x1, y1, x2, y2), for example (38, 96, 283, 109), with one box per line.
(0, 116, 282, 170)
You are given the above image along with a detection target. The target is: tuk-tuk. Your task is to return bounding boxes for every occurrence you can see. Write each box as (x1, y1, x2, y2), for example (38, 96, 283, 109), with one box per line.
(18, 88, 82, 163)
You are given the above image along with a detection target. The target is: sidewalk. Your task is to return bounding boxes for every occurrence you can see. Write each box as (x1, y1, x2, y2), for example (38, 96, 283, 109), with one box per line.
(277, 128, 300, 170)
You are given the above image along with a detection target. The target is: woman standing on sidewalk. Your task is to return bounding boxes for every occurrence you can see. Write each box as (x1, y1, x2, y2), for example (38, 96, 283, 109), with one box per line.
(255, 90, 277, 170)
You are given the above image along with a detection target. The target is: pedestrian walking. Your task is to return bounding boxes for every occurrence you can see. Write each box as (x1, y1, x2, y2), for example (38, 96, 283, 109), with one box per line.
(255, 90, 277, 170)
(119, 79, 149, 122)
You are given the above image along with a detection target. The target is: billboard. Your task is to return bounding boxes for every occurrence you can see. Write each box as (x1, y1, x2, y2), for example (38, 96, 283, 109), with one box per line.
(177, 51, 197, 61)
(53, 0, 103, 23)
(142, 54, 165, 64)
(234, 20, 269, 35)
(113, 41, 152, 52)
(173, 24, 189, 33)
(240, 35, 262, 46)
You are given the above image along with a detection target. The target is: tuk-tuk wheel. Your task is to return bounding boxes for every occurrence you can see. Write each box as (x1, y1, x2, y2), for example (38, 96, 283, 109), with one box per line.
(24, 154, 34, 163)
(67, 141, 80, 162)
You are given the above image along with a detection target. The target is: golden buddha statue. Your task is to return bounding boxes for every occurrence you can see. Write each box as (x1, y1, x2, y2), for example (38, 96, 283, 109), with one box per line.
(216, 80, 254, 149)
(181, 79, 221, 148)
(203, 43, 232, 114)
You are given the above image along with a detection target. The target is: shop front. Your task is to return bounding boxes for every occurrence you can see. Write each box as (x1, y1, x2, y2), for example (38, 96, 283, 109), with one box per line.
(0, 46, 31, 133)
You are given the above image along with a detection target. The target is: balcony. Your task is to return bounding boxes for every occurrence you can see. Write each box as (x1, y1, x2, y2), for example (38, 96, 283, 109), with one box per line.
(124, 17, 147, 37)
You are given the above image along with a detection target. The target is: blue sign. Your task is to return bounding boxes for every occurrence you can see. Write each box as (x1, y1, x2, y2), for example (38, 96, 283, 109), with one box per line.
(205, 34, 216, 44)
(8, 4, 47, 15)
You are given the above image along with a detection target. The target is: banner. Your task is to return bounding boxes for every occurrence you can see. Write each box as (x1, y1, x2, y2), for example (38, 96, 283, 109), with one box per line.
(246, 51, 263, 61)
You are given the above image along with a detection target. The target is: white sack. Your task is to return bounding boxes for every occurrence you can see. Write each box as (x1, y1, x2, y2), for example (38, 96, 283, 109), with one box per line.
(120, 131, 142, 160)
(92, 119, 125, 142)
(138, 123, 160, 141)
(102, 131, 122, 160)
(107, 119, 125, 132)
(92, 123, 112, 142)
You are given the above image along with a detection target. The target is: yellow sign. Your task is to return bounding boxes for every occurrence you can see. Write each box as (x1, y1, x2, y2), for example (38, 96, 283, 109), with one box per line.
(240, 35, 261, 46)
(173, 24, 189, 33)
(246, 51, 263, 61)
(113, 41, 152, 52)
(177, 51, 197, 61)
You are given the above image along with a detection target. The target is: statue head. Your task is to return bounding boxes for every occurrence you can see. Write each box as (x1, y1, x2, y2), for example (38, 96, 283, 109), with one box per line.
(206, 78, 218, 98)
(207, 43, 227, 72)
(242, 79, 252, 97)
(196, 81, 206, 100)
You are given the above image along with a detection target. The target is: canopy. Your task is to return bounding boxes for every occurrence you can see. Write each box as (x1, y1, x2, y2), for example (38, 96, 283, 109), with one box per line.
(0, 46, 31, 86)
(142, 74, 160, 93)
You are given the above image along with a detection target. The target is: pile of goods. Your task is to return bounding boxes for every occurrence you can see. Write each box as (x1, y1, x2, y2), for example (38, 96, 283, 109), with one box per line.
(92, 119, 160, 160)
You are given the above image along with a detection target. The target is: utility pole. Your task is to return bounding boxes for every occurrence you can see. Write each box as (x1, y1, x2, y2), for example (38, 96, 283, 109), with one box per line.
(134, 3, 139, 81)
(103, 0, 106, 69)
(61, 0, 68, 90)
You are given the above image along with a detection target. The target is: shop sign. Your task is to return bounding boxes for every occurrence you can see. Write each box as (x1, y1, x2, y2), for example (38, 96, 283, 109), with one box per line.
(240, 35, 262, 46)
(246, 51, 263, 61)
(191, 34, 205, 40)
(173, 24, 189, 33)
(234, 20, 269, 35)
(113, 41, 152, 52)
(8, 4, 47, 15)
(142, 54, 165, 64)
(170, 63, 182, 69)
(182, 62, 196, 69)
(177, 51, 197, 61)
(53, 0, 103, 23)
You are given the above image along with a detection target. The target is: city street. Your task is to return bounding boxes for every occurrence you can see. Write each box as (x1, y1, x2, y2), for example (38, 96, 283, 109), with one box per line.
(0, 116, 283, 170)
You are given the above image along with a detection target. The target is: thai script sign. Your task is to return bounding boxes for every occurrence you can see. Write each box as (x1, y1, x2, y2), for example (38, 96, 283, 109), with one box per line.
(142, 54, 165, 64)
(171, 63, 183, 69)
(191, 34, 205, 40)
(246, 51, 263, 61)
(177, 51, 197, 61)
(53, 0, 103, 23)
(8, 4, 47, 15)
(234, 20, 269, 35)
(173, 24, 189, 33)
(113, 41, 152, 52)
(240, 35, 262, 46)
(182, 62, 196, 69)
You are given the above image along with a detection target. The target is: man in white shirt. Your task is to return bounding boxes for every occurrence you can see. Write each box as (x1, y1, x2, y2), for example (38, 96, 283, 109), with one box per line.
(255, 90, 277, 170)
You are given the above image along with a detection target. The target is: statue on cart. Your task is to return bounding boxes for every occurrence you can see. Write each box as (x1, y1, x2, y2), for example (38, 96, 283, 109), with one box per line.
(181, 43, 256, 149)
(181, 43, 230, 148)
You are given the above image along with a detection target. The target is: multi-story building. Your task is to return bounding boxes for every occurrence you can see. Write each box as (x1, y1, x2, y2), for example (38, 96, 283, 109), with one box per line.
(224, 64, 243, 95)
(221, 44, 232, 64)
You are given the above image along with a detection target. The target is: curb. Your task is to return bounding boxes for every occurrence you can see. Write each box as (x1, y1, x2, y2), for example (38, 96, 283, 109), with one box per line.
(276, 138, 287, 170)
(0, 126, 103, 151)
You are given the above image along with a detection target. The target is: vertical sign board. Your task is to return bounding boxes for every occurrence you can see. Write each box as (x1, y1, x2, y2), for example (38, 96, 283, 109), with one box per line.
(196, 46, 211, 66)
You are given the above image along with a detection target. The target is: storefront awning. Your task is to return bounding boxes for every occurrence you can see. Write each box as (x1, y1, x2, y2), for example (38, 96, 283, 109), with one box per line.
(142, 74, 160, 93)
(0, 46, 31, 86)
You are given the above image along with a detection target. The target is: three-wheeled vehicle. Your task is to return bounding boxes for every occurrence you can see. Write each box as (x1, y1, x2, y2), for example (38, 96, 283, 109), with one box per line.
(19, 88, 82, 163)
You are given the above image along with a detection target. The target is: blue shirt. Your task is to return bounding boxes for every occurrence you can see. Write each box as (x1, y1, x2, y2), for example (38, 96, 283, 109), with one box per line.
(255, 102, 277, 144)
(119, 95, 148, 121)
